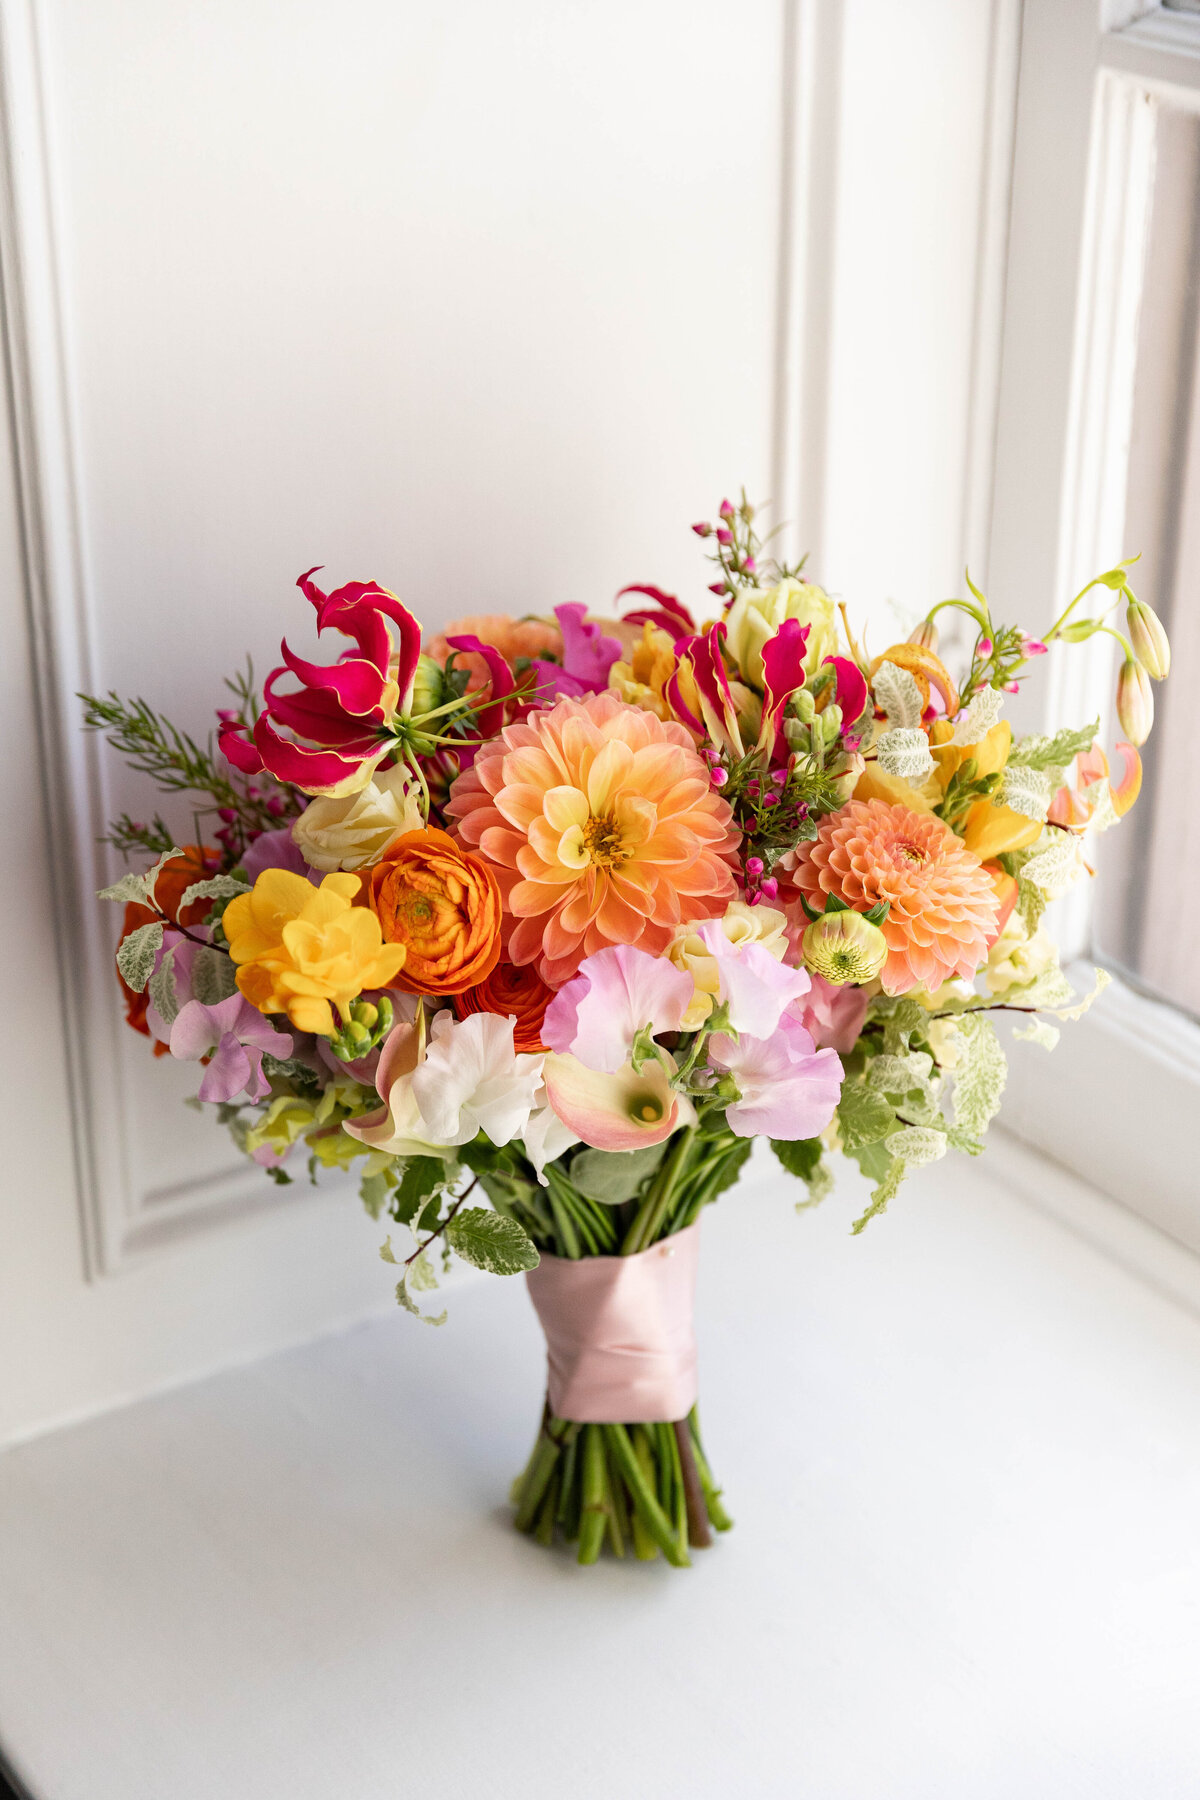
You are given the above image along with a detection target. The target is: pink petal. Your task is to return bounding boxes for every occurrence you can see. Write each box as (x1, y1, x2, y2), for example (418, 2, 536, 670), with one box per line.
(542, 945, 694, 1072)
(541, 1053, 690, 1150)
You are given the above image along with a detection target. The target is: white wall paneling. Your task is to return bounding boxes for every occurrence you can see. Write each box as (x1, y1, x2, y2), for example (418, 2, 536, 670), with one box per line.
(0, 0, 1025, 1443)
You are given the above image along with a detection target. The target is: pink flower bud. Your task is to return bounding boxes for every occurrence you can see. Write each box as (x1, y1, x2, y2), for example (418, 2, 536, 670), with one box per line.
(1021, 636, 1048, 656)
(978, 637, 993, 657)
(1004, 681, 1020, 694)
(708, 582, 727, 595)
(744, 556, 757, 574)
(745, 856, 764, 877)
(1116, 657, 1154, 746)
(760, 876, 779, 900)
(771, 768, 787, 785)
(217, 807, 237, 823)
(762, 792, 780, 808)
(710, 766, 728, 787)
(1126, 600, 1171, 680)
(691, 522, 713, 538)
(719, 498, 734, 519)
(716, 528, 733, 546)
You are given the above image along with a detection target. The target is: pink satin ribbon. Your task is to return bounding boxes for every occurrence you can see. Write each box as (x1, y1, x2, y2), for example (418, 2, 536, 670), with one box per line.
(524, 1222, 701, 1423)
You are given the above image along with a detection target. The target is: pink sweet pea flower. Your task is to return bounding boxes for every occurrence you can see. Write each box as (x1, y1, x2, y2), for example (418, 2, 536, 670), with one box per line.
(531, 604, 624, 703)
(542, 944, 694, 1073)
(793, 972, 870, 1055)
(708, 1006, 843, 1139)
(219, 568, 422, 797)
(169, 995, 293, 1103)
(694, 923, 812, 1039)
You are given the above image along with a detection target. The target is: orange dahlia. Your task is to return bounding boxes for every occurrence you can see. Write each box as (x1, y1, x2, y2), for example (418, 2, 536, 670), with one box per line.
(446, 690, 739, 985)
(791, 798, 999, 995)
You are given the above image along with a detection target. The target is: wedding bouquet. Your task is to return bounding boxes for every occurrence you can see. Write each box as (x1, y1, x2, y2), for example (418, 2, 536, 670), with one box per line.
(84, 494, 1168, 1567)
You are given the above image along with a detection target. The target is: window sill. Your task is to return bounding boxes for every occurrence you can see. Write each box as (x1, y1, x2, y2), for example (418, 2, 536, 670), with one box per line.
(1, 1142, 1199, 1798)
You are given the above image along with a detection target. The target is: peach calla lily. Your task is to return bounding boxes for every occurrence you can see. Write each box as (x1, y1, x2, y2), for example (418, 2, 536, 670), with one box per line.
(541, 1051, 696, 1151)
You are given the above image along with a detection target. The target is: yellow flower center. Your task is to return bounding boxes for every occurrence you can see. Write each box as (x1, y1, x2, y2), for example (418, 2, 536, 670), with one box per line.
(582, 813, 629, 867)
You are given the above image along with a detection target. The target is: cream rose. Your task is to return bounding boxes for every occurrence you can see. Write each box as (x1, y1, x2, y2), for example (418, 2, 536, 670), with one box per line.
(723, 578, 840, 688)
(291, 762, 423, 872)
(668, 901, 790, 1030)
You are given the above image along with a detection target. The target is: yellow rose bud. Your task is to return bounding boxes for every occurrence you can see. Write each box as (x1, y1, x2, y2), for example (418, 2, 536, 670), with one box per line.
(1116, 657, 1154, 746)
(1125, 600, 1171, 680)
(801, 910, 888, 986)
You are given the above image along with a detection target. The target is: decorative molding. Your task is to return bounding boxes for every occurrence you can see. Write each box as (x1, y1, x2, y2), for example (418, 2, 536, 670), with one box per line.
(768, 0, 842, 573)
(959, 0, 1024, 586)
(1103, 6, 1200, 97)
(0, 0, 299, 1273)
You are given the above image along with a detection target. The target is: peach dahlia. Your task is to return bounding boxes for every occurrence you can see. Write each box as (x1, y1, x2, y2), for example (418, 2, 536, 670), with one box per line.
(446, 690, 739, 985)
(791, 798, 999, 995)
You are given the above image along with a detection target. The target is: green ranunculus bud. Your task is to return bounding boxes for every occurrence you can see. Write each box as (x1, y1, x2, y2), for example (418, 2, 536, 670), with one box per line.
(409, 653, 445, 719)
(792, 688, 816, 723)
(802, 910, 888, 986)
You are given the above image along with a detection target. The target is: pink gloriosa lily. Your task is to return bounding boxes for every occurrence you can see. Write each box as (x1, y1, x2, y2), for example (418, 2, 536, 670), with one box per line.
(676, 622, 744, 758)
(1048, 739, 1142, 828)
(616, 584, 698, 642)
(823, 655, 870, 728)
(219, 569, 423, 797)
(444, 633, 515, 739)
(756, 617, 811, 755)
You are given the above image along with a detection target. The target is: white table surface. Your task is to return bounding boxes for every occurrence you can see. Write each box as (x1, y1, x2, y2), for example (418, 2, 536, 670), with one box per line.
(2, 1143, 1200, 1800)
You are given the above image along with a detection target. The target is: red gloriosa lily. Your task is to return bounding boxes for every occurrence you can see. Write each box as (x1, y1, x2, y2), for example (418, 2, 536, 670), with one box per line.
(219, 568, 423, 797)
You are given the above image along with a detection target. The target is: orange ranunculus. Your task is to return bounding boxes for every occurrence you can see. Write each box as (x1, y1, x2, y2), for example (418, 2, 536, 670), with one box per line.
(115, 845, 218, 1047)
(454, 960, 554, 1052)
(368, 827, 502, 995)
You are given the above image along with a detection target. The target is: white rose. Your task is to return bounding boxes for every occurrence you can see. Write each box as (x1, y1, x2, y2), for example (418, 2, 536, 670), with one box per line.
(291, 762, 423, 871)
(723, 578, 840, 688)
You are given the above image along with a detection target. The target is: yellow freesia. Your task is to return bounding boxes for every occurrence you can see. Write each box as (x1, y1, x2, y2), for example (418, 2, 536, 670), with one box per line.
(224, 868, 407, 1037)
(929, 718, 1042, 860)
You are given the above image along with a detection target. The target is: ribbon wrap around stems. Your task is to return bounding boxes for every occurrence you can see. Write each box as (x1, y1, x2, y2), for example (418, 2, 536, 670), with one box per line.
(524, 1221, 700, 1424)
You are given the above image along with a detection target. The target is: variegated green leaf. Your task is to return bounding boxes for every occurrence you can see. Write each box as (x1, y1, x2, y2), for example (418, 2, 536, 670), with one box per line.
(997, 764, 1054, 822)
(950, 686, 1004, 745)
(876, 727, 935, 781)
(116, 920, 163, 993)
(872, 660, 926, 731)
(950, 1014, 1007, 1135)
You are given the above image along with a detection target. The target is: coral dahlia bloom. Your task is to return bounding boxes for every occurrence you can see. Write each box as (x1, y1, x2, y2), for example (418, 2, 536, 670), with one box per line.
(792, 799, 999, 995)
(446, 690, 739, 985)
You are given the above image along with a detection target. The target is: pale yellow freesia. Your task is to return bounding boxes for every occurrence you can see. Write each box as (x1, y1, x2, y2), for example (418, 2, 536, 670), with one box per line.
(985, 912, 1058, 997)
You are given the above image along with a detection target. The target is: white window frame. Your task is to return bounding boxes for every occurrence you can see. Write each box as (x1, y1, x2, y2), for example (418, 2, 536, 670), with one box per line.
(991, 1, 1200, 1249)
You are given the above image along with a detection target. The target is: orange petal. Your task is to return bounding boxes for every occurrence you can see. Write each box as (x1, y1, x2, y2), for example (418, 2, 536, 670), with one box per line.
(1111, 741, 1142, 817)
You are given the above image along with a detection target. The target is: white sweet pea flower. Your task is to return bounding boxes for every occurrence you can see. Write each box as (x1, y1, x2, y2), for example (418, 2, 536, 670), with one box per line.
(346, 1008, 543, 1157)
(522, 1084, 581, 1183)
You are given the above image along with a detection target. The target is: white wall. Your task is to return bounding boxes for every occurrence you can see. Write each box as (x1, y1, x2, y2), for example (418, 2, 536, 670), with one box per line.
(0, 0, 1016, 1444)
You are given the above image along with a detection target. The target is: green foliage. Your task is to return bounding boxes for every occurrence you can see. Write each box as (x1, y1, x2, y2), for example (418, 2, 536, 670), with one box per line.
(835, 1081, 898, 1153)
(445, 1207, 540, 1276)
(950, 1015, 1008, 1135)
(116, 920, 163, 992)
(192, 944, 238, 1005)
(148, 950, 180, 1029)
(98, 847, 187, 907)
(178, 874, 249, 912)
(569, 1143, 667, 1205)
(1008, 718, 1098, 773)
(359, 1167, 396, 1220)
(382, 1240, 447, 1327)
(770, 1136, 823, 1181)
(391, 1155, 451, 1228)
